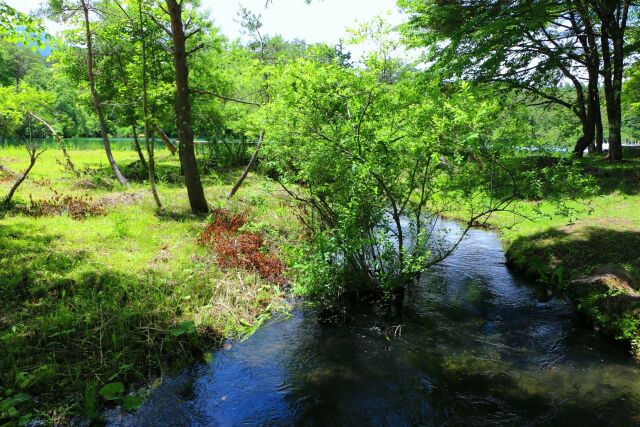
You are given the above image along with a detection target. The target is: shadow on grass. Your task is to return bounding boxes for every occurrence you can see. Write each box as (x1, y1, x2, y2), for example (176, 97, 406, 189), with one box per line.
(85, 161, 186, 187)
(507, 226, 640, 281)
(154, 207, 206, 222)
(580, 147, 640, 196)
(81, 153, 252, 196)
(500, 147, 640, 198)
(0, 223, 217, 421)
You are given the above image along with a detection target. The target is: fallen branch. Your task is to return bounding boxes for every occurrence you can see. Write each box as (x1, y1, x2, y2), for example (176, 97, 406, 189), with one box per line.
(154, 124, 178, 155)
(28, 111, 79, 177)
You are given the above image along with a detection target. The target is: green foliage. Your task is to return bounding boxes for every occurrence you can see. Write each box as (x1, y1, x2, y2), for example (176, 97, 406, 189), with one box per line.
(0, 85, 54, 137)
(0, 0, 639, 421)
(98, 382, 124, 401)
(0, 145, 292, 423)
(623, 62, 640, 139)
(169, 320, 197, 337)
(0, 1, 48, 46)
(262, 32, 531, 300)
(0, 389, 32, 426)
(288, 233, 343, 302)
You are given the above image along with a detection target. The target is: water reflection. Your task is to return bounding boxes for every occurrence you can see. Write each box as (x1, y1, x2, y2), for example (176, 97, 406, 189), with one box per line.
(107, 223, 640, 426)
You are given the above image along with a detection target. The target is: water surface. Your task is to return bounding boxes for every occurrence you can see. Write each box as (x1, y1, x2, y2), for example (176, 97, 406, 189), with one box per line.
(108, 222, 640, 426)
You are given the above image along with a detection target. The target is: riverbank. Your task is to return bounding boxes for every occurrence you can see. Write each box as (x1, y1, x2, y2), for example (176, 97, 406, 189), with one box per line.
(106, 218, 640, 426)
(496, 148, 640, 355)
(0, 147, 298, 424)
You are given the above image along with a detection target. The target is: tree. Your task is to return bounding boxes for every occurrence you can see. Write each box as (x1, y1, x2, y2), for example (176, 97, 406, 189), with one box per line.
(80, 0, 128, 184)
(29, 111, 79, 176)
(48, 0, 129, 185)
(588, 0, 636, 161)
(93, 1, 149, 171)
(622, 54, 640, 143)
(263, 32, 523, 302)
(0, 1, 47, 43)
(398, 0, 619, 158)
(0, 42, 47, 87)
(2, 143, 46, 207)
(226, 8, 268, 199)
(137, 0, 162, 207)
(151, 0, 208, 213)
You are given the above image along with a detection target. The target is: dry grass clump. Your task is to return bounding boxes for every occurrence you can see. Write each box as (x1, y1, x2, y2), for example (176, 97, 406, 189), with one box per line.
(26, 189, 106, 219)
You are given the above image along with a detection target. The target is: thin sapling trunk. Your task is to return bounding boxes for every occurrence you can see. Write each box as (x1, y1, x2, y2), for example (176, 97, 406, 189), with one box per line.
(228, 130, 264, 199)
(81, 0, 129, 185)
(3, 143, 46, 207)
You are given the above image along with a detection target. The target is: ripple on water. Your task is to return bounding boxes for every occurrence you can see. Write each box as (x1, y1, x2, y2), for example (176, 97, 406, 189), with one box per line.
(106, 221, 640, 427)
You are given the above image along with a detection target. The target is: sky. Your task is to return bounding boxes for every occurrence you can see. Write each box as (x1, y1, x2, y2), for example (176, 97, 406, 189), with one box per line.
(6, 0, 405, 51)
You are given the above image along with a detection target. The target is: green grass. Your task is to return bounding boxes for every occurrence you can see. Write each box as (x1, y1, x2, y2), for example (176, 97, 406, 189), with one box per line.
(2, 142, 639, 422)
(0, 145, 298, 424)
(491, 150, 640, 281)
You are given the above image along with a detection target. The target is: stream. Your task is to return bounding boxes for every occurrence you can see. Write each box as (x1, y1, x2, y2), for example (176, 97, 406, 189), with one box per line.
(106, 221, 640, 426)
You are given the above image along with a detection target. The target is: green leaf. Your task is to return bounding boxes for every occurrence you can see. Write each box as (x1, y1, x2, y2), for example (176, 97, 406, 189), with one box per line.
(0, 393, 31, 411)
(122, 395, 143, 412)
(18, 413, 33, 426)
(99, 382, 124, 401)
(169, 320, 196, 337)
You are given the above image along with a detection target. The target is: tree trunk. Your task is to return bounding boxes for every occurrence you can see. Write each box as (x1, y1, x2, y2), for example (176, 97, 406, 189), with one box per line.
(131, 121, 148, 171)
(139, 0, 161, 208)
(595, 90, 604, 153)
(572, 3, 599, 158)
(609, 34, 624, 161)
(592, 1, 629, 162)
(568, 78, 591, 157)
(228, 130, 264, 199)
(166, 0, 208, 213)
(81, 0, 128, 185)
(601, 24, 615, 159)
(154, 124, 177, 155)
(3, 145, 45, 206)
(573, 111, 596, 157)
(572, 91, 597, 157)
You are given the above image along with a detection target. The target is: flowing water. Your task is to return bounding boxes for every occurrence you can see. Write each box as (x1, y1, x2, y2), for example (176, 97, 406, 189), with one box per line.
(107, 222, 640, 426)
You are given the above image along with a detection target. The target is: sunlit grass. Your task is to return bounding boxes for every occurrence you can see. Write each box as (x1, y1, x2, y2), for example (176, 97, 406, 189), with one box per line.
(0, 145, 297, 423)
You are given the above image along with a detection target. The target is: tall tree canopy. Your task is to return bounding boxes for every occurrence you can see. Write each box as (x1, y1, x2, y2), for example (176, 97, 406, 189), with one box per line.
(399, 0, 640, 160)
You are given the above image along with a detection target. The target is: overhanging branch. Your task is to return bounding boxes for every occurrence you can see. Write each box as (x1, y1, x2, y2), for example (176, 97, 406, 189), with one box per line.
(190, 89, 262, 106)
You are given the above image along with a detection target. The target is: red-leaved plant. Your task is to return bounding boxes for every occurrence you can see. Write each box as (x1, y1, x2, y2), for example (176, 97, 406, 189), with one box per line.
(198, 208, 286, 284)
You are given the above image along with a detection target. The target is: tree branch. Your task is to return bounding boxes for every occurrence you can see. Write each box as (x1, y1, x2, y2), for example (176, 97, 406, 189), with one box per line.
(190, 89, 262, 106)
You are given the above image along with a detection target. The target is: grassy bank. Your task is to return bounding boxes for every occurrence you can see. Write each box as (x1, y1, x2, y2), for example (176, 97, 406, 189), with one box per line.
(492, 148, 640, 354)
(0, 145, 298, 424)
